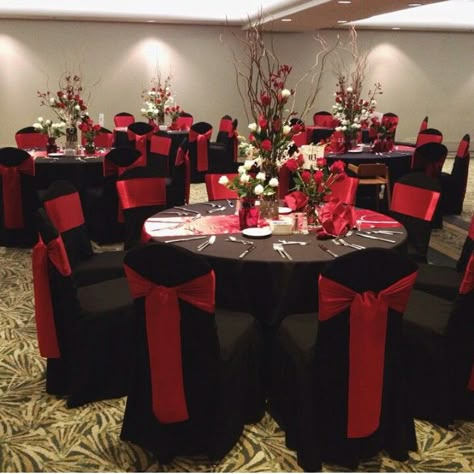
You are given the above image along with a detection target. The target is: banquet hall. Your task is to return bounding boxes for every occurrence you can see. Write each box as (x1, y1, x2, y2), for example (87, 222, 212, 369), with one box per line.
(0, 1, 473, 472)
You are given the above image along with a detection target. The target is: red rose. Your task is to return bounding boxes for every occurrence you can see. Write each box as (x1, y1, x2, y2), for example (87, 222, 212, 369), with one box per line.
(260, 93, 271, 106)
(57, 91, 63, 97)
(336, 171, 347, 181)
(296, 154, 305, 167)
(314, 170, 324, 184)
(329, 160, 346, 174)
(272, 118, 281, 132)
(249, 134, 255, 143)
(258, 116, 268, 129)
(285, 159, 299, 172)
(261, 139, 272, 151)
(301, 170, 311, 183)
(292, 123, 303, 134)
(316, 158, 327, 168)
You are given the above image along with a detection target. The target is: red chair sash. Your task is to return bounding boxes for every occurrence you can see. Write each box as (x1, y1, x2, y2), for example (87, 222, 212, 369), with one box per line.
(459, 254, 474, 295)
(318, 271, 417, 438)
(0, 156, 35, 229)
(188, 129, 212, 172)
(44, 193, 85, 233)
(419, 117, 428, 133)
(103, 158, 143, 178)
(456, 138, 469, 158)
(150, 135, 172, 156)
(175, 145, 186, 167)
(114, 115, 135, 128)
(415, 132, 443, 147)
(124, 265, 215, 423)
(390, 183, 440, 221)
(32, 236, 72, 358)
(175, 116, 193, 130)
(314, 114, 334, 128)
(127, 130, 151, 167)
(219, 119, 233, 137)
(116, 177, 166, 210)
(94, 132, 114, 148)
(16, 133, 48, 149)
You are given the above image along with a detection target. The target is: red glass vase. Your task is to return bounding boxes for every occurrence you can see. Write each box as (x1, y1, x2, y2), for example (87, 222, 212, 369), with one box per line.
(238, 198, 259, 230)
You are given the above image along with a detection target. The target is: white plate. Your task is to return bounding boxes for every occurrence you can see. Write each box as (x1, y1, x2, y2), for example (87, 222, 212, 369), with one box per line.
(242, 226, 272, 238)
(347, 149, 363, 153)
(278, 207, 292, 214)
(47, 153, 64, 157)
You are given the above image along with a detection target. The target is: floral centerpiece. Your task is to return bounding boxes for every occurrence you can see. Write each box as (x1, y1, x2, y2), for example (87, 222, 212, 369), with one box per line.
(218, 158, 279, 229)
(78, 118, 102, 154)
(37, 73, 89, 148)
(283, 154, 347, 226)
(33, 116, 66, 153)
(141, 75, 180, 127)
(369, 116, 395, 152)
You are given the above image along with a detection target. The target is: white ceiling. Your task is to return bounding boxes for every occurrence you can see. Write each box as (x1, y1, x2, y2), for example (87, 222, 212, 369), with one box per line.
(0, 0, 472, 32)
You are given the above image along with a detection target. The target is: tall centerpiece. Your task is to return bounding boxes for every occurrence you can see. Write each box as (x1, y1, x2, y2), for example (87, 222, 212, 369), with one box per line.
(37, 73, 89, 149)
(229, 20, 338, 219)
(141, 75, 181, 128)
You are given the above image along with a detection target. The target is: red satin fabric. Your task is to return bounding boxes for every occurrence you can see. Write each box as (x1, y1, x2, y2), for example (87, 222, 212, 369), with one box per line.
(103, 157, 143, 178)
(175, 116, 193, 130)
(0, 156, 35, 229)
(415, 132, 443, 148)
(457, 138, 469, 158)
(205, 173, 238, 200)
(189, 129, 212, 172)
(32, 236, 72, 358)
(127, 130, 151, 167)
(175, 145, 186, 167)
(419, 117, 428, 133)
(390, 183, 440, 221)
(114, 115, 135, 128)
(313, 113, 334, 128)
(124, 265, 215, 423)
(468, 215, 474, 240)
(94, 132, 114, 148)
(328, 176, 359, 206)
(184, 154, 191, 204)
(459, 254, 474, 295)
(292, 131, 307, 147)
(15, 132, 48, 149)
(219, 119, 233, 137)
(44, 193, 85, 233)
(150, 135, 172, 156)
(116, 177, 166, 210)
(318, 271, 417, 438)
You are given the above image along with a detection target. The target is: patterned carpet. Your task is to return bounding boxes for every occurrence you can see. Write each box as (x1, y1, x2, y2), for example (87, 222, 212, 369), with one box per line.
(0, 160, 473, 472)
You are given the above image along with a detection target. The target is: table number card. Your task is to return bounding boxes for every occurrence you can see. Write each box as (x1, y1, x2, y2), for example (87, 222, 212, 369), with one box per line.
(301, 144, 327, 169)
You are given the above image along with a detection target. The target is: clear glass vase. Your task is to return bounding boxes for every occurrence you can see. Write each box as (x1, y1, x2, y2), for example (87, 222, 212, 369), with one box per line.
(304, 200, 321, 229)
(65, 126, 78, 149)
(259, 194, 279, 220)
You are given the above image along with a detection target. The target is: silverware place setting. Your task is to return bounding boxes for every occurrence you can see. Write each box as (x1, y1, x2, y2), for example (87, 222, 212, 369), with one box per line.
(225, 236, 254, 245)
(164, 236, 208, 244)
(207, 206, 226, 213)
(197, 235, 216, 252)
(273, 242, 293, 260)
(318, 243, 338, 258)
(278, 240, 310, 246)
(356, 232, 396, 243)
(239, 245, 256, 259)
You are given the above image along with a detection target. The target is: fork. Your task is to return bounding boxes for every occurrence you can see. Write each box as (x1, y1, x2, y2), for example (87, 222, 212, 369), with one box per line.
(338, 238, 366, 250)
(273, 243, 293, 260)
(278, 240, 310, 245)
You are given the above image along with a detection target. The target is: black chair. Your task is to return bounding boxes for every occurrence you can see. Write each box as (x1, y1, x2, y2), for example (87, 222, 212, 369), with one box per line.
(116, 167, 169, 249)
(403, 251, 474, 426)
(388, 172, 441, 263)
(411, 141, 448, 180)
(120, 242, 265, 464)
(440, 133, 470, 215)
(32, 208, 134, 408)
(267, 248, 419, 471)
(126, 121, 155, 165)
(0, 147, 40, 247)
(41, 180, 126, 286)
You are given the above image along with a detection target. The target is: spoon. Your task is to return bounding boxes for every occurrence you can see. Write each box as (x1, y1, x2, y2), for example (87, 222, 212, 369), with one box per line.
(226, 236, 254, 245)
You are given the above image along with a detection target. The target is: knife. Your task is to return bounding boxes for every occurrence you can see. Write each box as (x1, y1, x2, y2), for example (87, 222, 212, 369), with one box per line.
(356, 232, 396, 243)
(174, 206, 201, 215)
(239, 245, 256, 259)
(164, 236, 207, 244)
(318, 243, 338, 258)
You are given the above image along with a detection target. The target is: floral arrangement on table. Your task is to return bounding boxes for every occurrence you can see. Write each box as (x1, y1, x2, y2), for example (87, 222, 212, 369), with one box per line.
(228, 20, 338, 218)
(33, 117, 66, 139)
(141, 75, 180, 126)
(368, 116, 395, 152)
(78, 118, 102, 153)
(283, 154, 347, 225)
(237, 135, 256, 159)
(37, 73, 90, 148)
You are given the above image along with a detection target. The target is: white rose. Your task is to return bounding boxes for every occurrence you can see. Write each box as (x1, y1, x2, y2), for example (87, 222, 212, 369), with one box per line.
(33, 123, 41, 129)
(218, 175, 229, 185)
(240, 173, 250, 184)
(248, 123, 257, 132)
(254, 184, 264, 195)
(243, 160, 254, 171)
(74, 105, 80, 111)
(283, 125, 292, 135)
(140, 108, 146, 114)
(45, 119, 51, 126)
(281, 89, 291, 98)
(346, 86, 353, 93)
(335, 126, 343, 132)
(238, 165, 246, 174)
(269, 177, 279, 187)
(38, 117, 43, 122)
(50, 98, 55, 104)
(256, 172, 266, 181)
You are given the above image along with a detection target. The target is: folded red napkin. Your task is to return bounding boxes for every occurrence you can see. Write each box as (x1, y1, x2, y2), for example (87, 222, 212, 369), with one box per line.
(317, 198, 357, 238)
(284, 190, 309, 211)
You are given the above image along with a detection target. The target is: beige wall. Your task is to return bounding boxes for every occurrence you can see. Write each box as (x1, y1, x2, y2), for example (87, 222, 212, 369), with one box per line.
(1, 19, 473, 150)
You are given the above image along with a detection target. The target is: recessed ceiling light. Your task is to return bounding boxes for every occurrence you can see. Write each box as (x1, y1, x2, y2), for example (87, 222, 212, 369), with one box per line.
(281, 18, 292, 22)
(337, 20, 348, 23)
(337, 1, 352, 4)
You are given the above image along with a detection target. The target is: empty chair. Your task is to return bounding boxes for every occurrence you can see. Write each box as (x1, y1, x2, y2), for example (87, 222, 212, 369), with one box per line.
(326, 175, 359, 206)
(440, 133, 470, 215)
(403, 251, 474, 426)
(120, 242, 265, 464)
(114, 112, 135, 128)
(411, 141, 448, 180)
(127, 122, 155, 166)
(174, 111, 193, 130)
(116, 167, 169, 249)
(414, 211, 474, 301)
(41, 180, 126, 286)
(267, 248, 418, 470)
(348, 163, 391, 211)
(148, 133, 172, 176)
(0, 147, 40, 247)
(205, 173, 238, 200)
(388, 172, 441, 263)
(313, 111, 334, 127)
(415, 127, 443, 148)
(183, 122, 213, 183)
(80, 126, 114, 149)
(15, 126, 48, 150)
(32, 208, 134, 408)
(214, 115, 238, 162)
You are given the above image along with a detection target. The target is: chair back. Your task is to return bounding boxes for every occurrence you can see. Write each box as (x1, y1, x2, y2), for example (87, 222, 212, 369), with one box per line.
(415, 127, 443, 147)
(123, 241, 220, 423)
(313, 111, 334, 128)
(390, 172, 441, 261)
(412, 142, 448, 179)
(127, 122, 154, 166)
(148, 134, 173, 176)
(41, 180, 93, 268)
(0, 147, 38, 246)
(103, 147, 143, 177)
(317, 248, 417, 439)
(327, 175, 359, 205)
(116, 167, 168, 249)
(188, 122, 213, 181)
(114, 112, 135, 128)
(215, 115, 238, 160)
(205, 173, 238, 200)
(15, 126, 48, 149)
(419, 116, 429, 133)
(80, 127, 114, 148)
(175, 112, 193, 130)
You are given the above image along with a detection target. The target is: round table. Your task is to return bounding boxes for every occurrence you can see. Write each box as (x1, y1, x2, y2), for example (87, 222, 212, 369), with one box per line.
(144, 201, 408, 328)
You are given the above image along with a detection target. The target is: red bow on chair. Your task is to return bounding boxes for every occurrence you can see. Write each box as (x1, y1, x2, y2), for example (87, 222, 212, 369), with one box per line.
(318, 271, 417, 438)
(127, 130, 149, 167)
(188, 129, 212, 172)
(32, 236, 72, 358)
(0, 156, 35, 229)
(124, 265, 215, 423)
